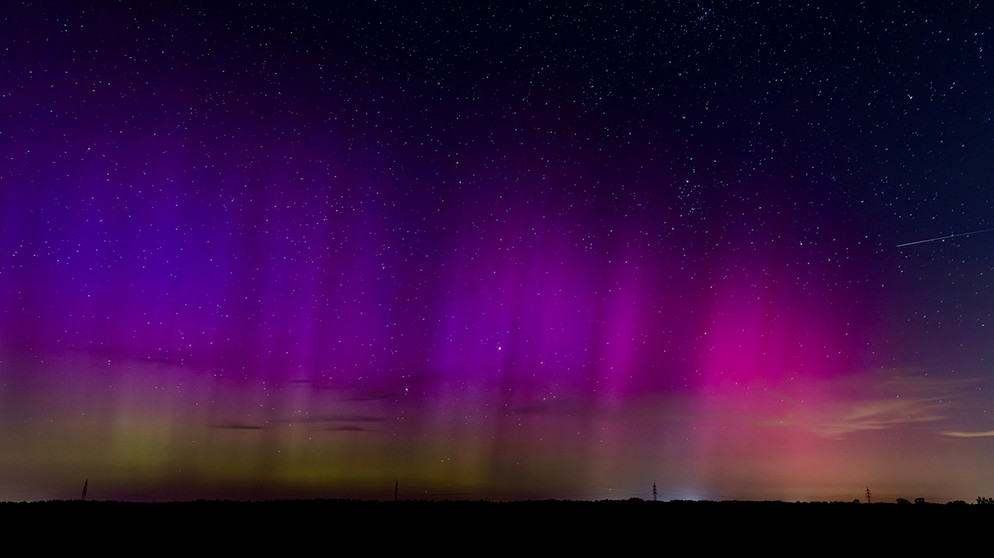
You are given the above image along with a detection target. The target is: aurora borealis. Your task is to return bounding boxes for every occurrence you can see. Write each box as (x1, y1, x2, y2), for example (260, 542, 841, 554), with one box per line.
(2, 2, 994, 503)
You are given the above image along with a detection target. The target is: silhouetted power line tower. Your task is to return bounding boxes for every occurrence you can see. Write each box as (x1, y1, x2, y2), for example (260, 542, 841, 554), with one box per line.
(81, 479, 88, 501)
(865, 487, 872, 504)
(653, 483, 657, 502)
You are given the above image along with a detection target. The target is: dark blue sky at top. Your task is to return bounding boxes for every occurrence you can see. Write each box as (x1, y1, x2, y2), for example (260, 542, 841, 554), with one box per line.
(7, 2, 986, 357)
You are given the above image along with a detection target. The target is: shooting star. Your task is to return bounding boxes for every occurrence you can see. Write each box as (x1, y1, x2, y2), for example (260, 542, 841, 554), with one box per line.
(897, 227, 994, 248)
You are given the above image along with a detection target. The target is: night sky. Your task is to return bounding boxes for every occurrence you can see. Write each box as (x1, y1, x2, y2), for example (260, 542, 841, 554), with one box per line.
(2, 1, 994, 504)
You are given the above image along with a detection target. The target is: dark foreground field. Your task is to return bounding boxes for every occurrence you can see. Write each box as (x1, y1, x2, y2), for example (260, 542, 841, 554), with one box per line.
(2, 498, 987, 551)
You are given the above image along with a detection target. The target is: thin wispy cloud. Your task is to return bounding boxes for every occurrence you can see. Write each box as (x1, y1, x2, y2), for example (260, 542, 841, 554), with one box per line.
(942, 430, 994, 438)
(687, 367, 983, 439)
(212, 422, 267, 430)
(807, 397, 948, 438)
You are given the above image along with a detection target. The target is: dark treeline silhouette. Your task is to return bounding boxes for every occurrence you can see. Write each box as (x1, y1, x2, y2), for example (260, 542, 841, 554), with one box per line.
(4, 496, 989, 519)
(3, 497, 990, 552)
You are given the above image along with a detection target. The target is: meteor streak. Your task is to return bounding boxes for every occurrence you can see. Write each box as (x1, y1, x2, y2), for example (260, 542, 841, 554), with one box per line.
(897, 227, 994, 248)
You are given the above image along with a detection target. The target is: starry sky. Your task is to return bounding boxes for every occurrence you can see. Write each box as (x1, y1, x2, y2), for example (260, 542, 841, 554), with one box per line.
(2, 1, 994, 504)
